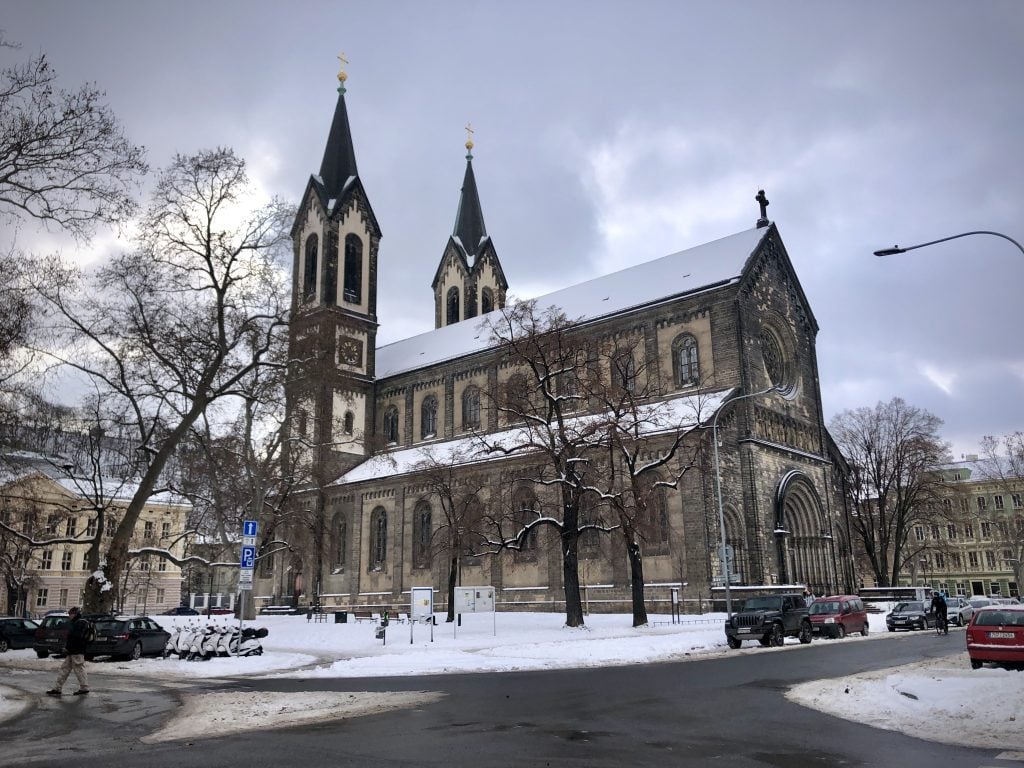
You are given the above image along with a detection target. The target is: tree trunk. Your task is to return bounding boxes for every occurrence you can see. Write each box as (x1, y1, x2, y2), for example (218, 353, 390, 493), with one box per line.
(446, 555, 458, 623)
(627, 537, 647, 627)
(562, 529, 584, 627)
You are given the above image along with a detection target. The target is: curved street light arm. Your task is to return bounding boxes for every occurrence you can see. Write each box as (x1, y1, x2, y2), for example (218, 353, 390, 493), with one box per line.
(874, 230, 1024, 258)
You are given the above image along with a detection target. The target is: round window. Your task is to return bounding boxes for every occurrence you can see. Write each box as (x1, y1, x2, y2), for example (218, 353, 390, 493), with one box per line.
(759, 328, 791, 391)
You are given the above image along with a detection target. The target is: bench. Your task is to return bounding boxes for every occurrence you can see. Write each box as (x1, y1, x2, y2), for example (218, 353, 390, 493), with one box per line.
(311, 612, 328, 623)
(352, 610, 374, 623)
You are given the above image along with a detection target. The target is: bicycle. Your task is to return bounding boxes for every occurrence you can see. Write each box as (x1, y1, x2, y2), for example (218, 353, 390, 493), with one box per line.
(935, 613, 949, 636)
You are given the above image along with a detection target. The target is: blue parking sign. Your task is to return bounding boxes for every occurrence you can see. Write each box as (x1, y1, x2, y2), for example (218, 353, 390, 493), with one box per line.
(243, 520, 258, 538)
(240, 545, 256, 569)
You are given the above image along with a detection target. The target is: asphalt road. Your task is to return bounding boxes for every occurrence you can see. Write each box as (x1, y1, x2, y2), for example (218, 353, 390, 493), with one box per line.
(0, 631, 1004, 768)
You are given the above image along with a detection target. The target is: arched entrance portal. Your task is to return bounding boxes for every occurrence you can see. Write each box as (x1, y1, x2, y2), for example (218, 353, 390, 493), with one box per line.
(775, 471, 833, 594)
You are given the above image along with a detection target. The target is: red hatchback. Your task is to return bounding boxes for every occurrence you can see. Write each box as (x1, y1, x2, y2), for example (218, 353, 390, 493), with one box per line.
(807, 595, 870, 639)
(966, 604, 1024, 670)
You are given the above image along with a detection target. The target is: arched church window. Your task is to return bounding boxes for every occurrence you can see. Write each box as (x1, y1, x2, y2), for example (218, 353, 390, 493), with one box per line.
(512, 486, 539, 555)
(332, 513, 346, 571)
(446, 287, 460, 325)
(672, 334, 700, 388)
(370, 507, 387, 570)
(303, 234, 318, 300)
(759, 326, 793, 392)
(481, 287, 494, 314)
(613, 350, 636, 394)
(413, 500, 432, 569)
(503, 373, 529, 421)
(343, 234, 362, 304)
(461, 386, 481, 431)
(638, 475, 670, 551)
(421, 395, 438, 439)
(343, 411, 354, 436)
(324, 230, 339, 305)
(383, 405, 400, 445)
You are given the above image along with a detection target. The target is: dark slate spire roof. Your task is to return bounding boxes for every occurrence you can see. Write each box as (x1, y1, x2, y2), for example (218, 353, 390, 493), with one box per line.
(317, 80, 359, 200)
(452, 152, 487, 258)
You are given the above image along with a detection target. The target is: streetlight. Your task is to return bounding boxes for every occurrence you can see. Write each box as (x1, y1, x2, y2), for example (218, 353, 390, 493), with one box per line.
(711, 385, 783, 618)
(874, 230, 1024, 258)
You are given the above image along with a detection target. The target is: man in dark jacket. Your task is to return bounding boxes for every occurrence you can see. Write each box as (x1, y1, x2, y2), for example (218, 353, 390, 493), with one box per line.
(930, 590, 948, 635)
(46, 606, 90, 696)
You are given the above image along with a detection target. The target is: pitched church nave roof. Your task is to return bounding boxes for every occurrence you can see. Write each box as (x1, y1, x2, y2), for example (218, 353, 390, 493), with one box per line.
(376, 226, 769, 379)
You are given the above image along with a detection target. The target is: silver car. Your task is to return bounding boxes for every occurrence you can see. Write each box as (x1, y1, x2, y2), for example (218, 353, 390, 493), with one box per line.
(944, 595, 974, 626)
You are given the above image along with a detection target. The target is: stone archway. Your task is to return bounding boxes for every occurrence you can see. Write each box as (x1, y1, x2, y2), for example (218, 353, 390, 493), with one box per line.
(774, 471, 832, 593)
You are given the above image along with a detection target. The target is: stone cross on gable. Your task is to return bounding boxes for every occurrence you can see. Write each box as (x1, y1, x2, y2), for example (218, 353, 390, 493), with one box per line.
(756, 189, 770, 229)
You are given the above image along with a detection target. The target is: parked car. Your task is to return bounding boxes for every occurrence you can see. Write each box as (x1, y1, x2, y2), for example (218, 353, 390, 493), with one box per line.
(0, 617, 39, 652)
(885, 601, 936, 631)
(85, 616, 171, 661)
(944, 595, 975, 627)
(32, 612, 113, 657)
(968, 596, 995, 610)
(162, 606, 199, 616)
(205, 607, 234, 616)
(966, 604, 1024, 670)
(724, 593, 813, 648)
(807, 595, 869, 639)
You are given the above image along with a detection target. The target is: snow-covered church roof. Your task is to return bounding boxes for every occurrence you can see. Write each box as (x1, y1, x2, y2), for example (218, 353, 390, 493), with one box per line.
(376, 226, 768, 379)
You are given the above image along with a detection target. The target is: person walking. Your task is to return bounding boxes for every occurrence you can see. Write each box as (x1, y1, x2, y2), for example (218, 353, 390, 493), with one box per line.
(46, 607, 90, 696)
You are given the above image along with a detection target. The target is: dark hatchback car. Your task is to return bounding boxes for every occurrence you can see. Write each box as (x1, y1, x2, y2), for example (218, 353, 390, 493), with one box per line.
(33, 612, 113, 657)
(86, 616, 171, 661)
(162, 606, 199, 616)
(0, 617, 39, 652)
(885, 601, 936, 631)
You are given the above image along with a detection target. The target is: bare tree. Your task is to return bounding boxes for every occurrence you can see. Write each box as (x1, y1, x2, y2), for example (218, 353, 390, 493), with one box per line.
(29, 148, 291, 613)
(478, 300, 610, 628)
(412, 446, 490, 622)
(830, 397, 950, 587)
(0, 48, 147, 239)
(584, 335, 710, 626)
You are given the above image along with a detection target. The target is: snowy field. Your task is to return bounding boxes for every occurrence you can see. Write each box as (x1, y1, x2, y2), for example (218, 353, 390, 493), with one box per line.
(1, 609, 1021, 750)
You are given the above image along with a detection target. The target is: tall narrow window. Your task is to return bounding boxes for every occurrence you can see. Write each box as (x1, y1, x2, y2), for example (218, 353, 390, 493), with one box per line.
(613, 350, 636, 394)
(512, 487, 539, 555)
(303, 234, 318, 300)
(343, 411, 354, 435)
(370, 507, 387, 570)
(446, 287, 460, 325)
(332, 514, 347, 571)
(343, 234, 362, 304)
(413, 500, 432, 569)
(462, 386, 481, 430)
(324, 230, 339, 305)
(504, 374, 529, 422)
(481, 287, 494, 314)
(383, 406, 400, 445)
(421, 395, 438, 439)
(672, 333, 700, 387)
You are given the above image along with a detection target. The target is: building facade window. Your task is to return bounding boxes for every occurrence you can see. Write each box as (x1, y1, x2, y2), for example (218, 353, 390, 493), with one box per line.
(1013, 493, 1022, 509)
(981, 521, 992, 538)
(61, 551, 73, 571)
(481, 287, 494, 314)
(462, 386, 481, 431)
(370, 507, 387, 570)
(40, 549, 53, 570)
(86, 518, 97, 537)
(303, 234, 318, 300)
(612, 350, 636, 394)
(994, 495, 1004, 510)
(964, 523, 974, 539)
(344, 411, 354, 435)
(968, 551, 979, 568)
(333, 514, 347, 571)
(511, 487, 539, 556)
(977, 496, 987, 512)
(446, 287, 460, 325)
(343, 234, 363, 304)
(413, 500, 432, 569)
(65, 518, 77, 537)
(421, 395, 438, 439)
(158, 559, 167, 572)
(324, 230, 339, 305)
(144, 521, 155, 539)
(672, 333, 700, 388)
(35, 589, 48, 608)
(914, 526, 925, 542)
(383, 406, 400, 445)
(947, 524, 957, 539)
(985, 551, 997, 569)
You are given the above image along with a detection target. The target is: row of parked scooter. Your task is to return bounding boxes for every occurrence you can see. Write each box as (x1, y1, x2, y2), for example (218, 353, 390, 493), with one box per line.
(163, 621, 269, 660)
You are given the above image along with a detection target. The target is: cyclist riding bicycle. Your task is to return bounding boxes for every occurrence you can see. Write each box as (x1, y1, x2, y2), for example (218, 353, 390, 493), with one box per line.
(930, 590, 948, 635)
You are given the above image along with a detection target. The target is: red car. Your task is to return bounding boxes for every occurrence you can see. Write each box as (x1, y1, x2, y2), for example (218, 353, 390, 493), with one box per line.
(966, 604, 1024, 670)
(807, 595, 870, 639)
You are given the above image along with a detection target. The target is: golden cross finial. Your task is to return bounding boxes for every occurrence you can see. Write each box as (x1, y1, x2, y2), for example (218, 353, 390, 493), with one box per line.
(464, 122, 474, 153)
(337, 51, 349, 83)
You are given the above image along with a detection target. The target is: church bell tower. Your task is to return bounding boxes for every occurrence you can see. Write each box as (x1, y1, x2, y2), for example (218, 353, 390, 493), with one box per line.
(286, 57, 381, 481)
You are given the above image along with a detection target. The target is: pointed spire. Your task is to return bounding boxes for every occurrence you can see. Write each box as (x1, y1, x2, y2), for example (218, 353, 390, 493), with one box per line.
(318, 53, 358, 200)
(453, 124, 487, 257)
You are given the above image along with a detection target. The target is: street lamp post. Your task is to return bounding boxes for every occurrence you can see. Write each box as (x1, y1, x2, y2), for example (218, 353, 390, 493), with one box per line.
(712, 385, 782, 618)
(874, 230, 1024, 258)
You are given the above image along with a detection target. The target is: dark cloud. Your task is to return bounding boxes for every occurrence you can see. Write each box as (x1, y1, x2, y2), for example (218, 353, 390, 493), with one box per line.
(5, 0, 1022, 457)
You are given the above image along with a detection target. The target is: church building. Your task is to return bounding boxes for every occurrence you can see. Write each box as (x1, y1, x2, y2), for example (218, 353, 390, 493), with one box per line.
(257, 64, 852, 614)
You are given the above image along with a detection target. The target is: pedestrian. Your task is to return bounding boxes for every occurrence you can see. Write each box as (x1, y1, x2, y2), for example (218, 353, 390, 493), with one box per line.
(802, 586, 815, 605)
(46, 606, 90, 697)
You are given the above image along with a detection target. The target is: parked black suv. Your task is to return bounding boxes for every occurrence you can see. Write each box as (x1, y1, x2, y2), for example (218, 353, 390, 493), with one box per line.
(725, 593, 813, 648)
(0, 617, 39, 652)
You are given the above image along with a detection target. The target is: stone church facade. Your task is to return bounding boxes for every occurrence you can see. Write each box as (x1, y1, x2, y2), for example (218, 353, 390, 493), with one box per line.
(256, 67, 853, 614)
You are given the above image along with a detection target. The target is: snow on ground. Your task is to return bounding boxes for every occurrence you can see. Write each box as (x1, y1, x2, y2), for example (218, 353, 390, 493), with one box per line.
(1, 609, 1021, 749)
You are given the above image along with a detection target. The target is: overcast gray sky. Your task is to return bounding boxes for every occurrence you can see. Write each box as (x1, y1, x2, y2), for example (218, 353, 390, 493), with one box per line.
(5, 0, 1023, 458)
